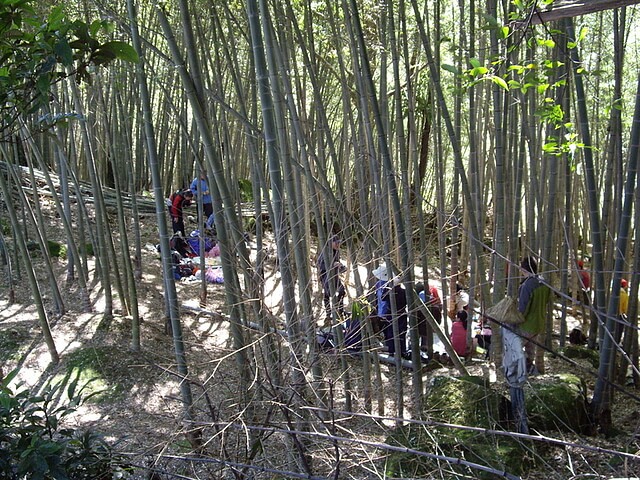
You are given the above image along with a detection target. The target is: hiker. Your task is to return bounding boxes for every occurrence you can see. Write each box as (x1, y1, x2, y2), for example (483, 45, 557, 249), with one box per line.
(190, 170, 213, 223)
(577, 259, 591, 306)
(427, 283, 443, 324)
(517, 256, 550, 375)
(414, 283, 432, 353)
(168, 189, 194, 236)
(317, 235, 346, 325)
(475, 315, 492, 359)
(373, 263, 409, 358)
(616, 279, 629, 343)
(450, 305, 469, 358)
(449, 283, 470, 319)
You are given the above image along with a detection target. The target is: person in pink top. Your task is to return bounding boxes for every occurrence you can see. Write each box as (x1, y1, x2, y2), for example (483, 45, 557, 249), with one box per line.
(450, 305, 469, 357)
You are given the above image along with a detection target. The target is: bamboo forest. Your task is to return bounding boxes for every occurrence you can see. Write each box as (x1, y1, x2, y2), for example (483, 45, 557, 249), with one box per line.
(2, 0, 640, 478)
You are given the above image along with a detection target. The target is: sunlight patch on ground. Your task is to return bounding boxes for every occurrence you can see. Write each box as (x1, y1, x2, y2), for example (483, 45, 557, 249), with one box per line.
(0, 301, 37, 322)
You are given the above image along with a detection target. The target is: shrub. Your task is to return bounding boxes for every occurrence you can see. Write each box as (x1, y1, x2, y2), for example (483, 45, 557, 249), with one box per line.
(0, 370, 131, 479)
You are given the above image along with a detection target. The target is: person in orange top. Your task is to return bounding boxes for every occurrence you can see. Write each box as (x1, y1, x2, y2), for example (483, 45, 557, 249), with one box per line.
(615, 278, 629, 344)
(620, 279, 629, 316)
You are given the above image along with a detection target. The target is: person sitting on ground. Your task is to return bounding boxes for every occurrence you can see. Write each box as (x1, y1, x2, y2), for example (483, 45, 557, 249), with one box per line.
(569, 327, 587, 345)
(475, 315, 492, 359)
(451, 305, 469, 358)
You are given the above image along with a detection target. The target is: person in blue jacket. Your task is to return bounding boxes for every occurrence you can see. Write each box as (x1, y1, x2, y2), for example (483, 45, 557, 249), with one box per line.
(190, 170, 213, 222)
(373, 263, 408, 358)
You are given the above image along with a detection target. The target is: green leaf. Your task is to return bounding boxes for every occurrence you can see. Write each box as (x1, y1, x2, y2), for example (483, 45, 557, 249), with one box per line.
(491, 75, 509, 90)
(578, 26, 588, 42)
(441, 63, 460, 75)
(469, 57, 482, 68)
(98, 41, 139, 64)
(47, 5, 65, 30)
(482, 13, 499, 29)
(537, 83, 549, 94)
(537, 38, 556, 48)
(54, 38, 73, 65)
(469, 66, 488, 77)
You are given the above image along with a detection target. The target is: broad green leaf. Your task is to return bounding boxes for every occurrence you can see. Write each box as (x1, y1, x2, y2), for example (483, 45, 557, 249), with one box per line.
(537, 38, 556, 48)
(537, 83, 549, 94)
(578, 26, 588, 42)
(98, 41, 139, 64)
(491, 75, 508, 90)
(469, 57, 482, 68)
(47, 5, 65, 30)
(470, 66, 488, 77)
(441, 63, 460, 75)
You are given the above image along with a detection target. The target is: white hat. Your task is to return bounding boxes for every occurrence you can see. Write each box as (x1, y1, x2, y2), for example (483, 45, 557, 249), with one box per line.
(373, 264, 389, 281)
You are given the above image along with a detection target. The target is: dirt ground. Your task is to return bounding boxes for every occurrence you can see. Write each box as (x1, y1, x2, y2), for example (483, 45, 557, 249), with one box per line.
(2, 209, 640, 479)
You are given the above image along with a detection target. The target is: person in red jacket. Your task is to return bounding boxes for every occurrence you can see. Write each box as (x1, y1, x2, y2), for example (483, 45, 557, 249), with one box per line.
(168, 189, 194, 236)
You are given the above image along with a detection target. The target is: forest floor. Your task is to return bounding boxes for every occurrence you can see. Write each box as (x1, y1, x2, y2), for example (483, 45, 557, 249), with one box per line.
(1, 204, 640, 479)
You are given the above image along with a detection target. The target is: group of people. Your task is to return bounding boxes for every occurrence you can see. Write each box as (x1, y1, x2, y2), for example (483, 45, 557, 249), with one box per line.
(315, 237, 569, 368)
(316, 236, 446, 359)
(167, 170, 215, 237)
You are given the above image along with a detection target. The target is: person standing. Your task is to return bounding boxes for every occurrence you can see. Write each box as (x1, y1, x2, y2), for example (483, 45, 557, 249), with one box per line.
(168, 189, 194, 236)
(373, 264, 408, 358)
(616, 279, 629, 343)
(190, 170, 214, 222)
(577, 260, 590, 290)
(427, 283, 443, 324)
(517, 256, 550, 375)
(317, 235, 346, 325)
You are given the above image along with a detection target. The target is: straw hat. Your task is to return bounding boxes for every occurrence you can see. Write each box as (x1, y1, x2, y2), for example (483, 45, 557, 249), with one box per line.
(487, 296, 525, 325)
(372, 264, 389, 281)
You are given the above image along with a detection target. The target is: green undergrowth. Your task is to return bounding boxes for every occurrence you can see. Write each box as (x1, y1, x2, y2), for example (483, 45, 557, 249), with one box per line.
(384, 374, 591, 478)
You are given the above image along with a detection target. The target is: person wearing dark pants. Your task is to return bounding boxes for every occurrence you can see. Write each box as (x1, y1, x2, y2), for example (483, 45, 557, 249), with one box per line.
(317, 235, 346, 325)
(168, 189, 194, 237)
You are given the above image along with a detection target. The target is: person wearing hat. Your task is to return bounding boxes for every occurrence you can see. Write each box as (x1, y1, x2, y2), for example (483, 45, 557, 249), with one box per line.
(373, 263, 409, 358)
(317, 235, 347, 324)
(620, 279, 629, 316)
